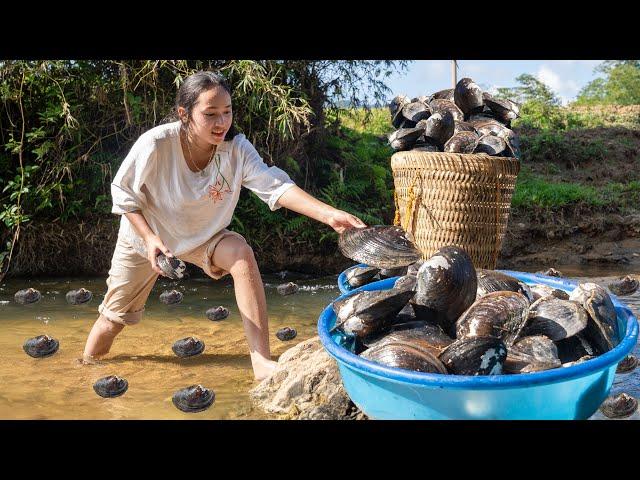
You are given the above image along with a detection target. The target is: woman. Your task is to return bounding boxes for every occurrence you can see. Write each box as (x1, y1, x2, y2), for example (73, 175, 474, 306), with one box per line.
(82, 71, 366, 380)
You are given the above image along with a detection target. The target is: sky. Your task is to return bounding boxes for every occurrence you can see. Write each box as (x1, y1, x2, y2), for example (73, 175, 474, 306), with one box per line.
(382, 60, 606, 106)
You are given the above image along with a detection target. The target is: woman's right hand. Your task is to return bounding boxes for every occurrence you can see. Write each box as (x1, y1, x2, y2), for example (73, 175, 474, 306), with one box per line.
(144, 234, 173, 276)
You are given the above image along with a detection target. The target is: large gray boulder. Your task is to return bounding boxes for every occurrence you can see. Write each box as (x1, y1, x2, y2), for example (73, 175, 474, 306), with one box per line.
(249, 336, 367, 420)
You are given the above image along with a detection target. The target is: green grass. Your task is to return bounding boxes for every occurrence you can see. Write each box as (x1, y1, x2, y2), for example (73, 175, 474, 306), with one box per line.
(513, 168, 640, 209)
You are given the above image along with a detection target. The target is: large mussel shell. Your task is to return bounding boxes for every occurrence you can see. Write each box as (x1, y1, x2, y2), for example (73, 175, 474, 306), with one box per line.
(66, 288, 93, 305)
(443, 131, 479, 154)
(484, 96, 520, 123)
(338, 225, 421, 269)
(413, 246, 477, 337)
(455, 291, 530, 347)
(476, 269, 534, 303)
(504, 335, 561, 373)
(453, 121, 477, 135)
(23, 335, 59, 358)
(607, 275, 639, 296)
(93, 375, 128, 398)
(332, 283, 416, 338)
(159, 289, 183, 305)
(172, 337, 205, 358)
(417, 111, 455, 147)
(363, 320, 453, 358)
(474, 134, 507, 156)
(388, 127, 425, 151)
(390, 95, 411, 128)
(172, 385, 215, 413)
(157, 254, 187, 280)
(524, 296, 588, 341)
(470, 119, 508, 137)
(346, 266, 380, 288)
(439, 336, 507, 375)
(393, 274, 417, 291)
(15, 288, 42, 305)
(555, 332, 599, 364)
(499, 128, 521, 159)
(454, 78, 484, 115)
(361, 341, 448, 374)
(599, 393, 638, 419)
(429, 99, 464, 123)
(431, 89, 455, 101)
(402, 101, 431, 123)
(529, 284, 570, 301)
(569, 282, 619, 353)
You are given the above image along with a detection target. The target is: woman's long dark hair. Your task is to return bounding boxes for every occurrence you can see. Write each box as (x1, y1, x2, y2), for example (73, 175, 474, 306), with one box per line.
(174, 71, 238, 141)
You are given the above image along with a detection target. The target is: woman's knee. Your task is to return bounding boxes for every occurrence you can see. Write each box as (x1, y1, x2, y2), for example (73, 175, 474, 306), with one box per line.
(217, 237, 257, 272)
(98, 314, 126, 336)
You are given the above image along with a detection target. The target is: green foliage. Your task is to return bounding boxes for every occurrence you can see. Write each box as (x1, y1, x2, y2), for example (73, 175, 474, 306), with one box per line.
(495, 74, 561, 106)
(513, 170, 604, 208)
(575, 62, 640, 106)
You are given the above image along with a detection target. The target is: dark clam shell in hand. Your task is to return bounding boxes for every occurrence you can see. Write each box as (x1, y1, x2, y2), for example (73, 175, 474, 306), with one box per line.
(206, 306, 229, 321)
(172, 337, 205, 358)
(156, 254, 187, 280)
(23, 335, 59, 358)
(160, 289, 183, 305)
(93, 375, 128, 398)
(172, 385, 215, 413)
(338, 225, 421, 269)
(15, 288, 42, 305)
(66, 288, 93, 305)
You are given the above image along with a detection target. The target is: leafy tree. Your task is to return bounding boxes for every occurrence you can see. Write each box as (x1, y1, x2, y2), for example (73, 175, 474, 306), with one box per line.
(574, 61, 640, 105)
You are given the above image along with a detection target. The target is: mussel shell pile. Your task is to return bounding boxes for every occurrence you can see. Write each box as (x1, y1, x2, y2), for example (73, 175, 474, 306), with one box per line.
(388, 78, 520, 157)
(334, 234, 623, 377)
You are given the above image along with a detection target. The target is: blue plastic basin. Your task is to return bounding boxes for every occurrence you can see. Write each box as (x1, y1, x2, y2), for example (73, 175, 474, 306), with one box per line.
(320, 270, 639, 420)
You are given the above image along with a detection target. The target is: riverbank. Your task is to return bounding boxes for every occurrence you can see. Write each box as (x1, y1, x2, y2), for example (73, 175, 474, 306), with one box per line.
(5, 105, 640, 278)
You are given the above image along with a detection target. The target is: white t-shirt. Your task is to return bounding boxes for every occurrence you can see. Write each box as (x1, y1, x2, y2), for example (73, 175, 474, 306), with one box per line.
(111, 121, 296, 256)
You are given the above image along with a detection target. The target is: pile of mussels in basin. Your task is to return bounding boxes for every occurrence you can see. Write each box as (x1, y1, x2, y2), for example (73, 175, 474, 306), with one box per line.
(388, 77, 520, 158)
(334, 226, 621, 376)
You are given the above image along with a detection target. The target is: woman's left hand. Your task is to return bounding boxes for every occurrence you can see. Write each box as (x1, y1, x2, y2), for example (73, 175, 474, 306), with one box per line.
(326, 209, 367, 234)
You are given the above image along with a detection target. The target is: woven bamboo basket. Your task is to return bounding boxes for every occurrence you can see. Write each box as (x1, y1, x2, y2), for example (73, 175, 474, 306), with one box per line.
(391, 151, 520, 269)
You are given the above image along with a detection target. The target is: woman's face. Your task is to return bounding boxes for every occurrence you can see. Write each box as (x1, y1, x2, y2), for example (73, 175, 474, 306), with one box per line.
(181, 86, 233, 147)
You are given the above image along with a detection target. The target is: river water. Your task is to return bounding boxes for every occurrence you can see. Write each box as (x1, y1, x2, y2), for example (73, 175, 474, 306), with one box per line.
(0, 267, 638, 420)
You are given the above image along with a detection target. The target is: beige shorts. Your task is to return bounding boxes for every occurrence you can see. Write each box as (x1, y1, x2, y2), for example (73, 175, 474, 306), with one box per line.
(98, 229, 246, 326)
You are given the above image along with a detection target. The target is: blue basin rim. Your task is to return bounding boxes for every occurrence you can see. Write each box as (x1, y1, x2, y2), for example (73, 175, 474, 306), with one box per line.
(321, 270, 639, 390)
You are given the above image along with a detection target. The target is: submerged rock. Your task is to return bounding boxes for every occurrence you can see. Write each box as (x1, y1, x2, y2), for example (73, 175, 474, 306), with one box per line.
(249, 336, 367, 420)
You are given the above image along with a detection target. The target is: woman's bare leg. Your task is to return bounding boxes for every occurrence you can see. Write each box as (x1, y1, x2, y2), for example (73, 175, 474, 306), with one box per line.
(213, 236, 277, 381)
(82, 315, 125, 362)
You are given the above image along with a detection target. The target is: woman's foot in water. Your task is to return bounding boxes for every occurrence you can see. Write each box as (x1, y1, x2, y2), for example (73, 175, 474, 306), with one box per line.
(251, 352, 278, 381)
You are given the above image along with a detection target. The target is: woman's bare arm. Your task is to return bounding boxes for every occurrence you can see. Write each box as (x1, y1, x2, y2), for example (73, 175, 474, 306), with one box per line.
(276, 185, 366, 233)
